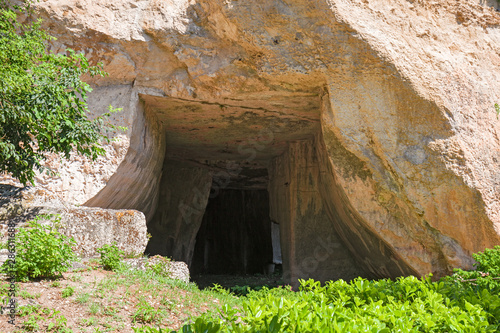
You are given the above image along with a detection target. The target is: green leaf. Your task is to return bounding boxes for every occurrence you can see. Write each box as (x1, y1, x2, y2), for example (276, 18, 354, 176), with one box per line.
(0, 2, 118, 185)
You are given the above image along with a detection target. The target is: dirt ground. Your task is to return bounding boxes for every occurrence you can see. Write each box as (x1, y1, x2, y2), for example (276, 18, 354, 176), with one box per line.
(192, 271, 284, 291)
(0, 262, 284, 333)
(0, 266, 214, 333)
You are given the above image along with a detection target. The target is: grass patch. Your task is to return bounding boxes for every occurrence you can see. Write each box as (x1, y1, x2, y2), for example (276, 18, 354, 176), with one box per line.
(61, 286, 75, 298)
(76, 292, 91, 305)
(19, 289, 41, 299)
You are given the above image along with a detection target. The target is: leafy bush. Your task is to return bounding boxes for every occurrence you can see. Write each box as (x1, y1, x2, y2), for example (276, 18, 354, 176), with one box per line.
(0, 2, 129, 186)
(96, 242, 124, 271)
(439, 245, 500, 322)
(176, 247, 500, 332)
(473, 245, 500, 275)
(178, 276, 498, 332)
(229, 285, 250, 296)
(1, 214, 77, 281)
(446, 246, 500, 292)
(210, 283, 232, 296)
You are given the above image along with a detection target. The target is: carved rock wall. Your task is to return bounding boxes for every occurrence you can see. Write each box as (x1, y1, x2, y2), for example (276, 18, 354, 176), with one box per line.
(2, 0, 498, 280)
(85, 88, 166, 221)
(145, 159, 212, 266)
(269, 140, 369, 285)
(191, 189, 273, 275)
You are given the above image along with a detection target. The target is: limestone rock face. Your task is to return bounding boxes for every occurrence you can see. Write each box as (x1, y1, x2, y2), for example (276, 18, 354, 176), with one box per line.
(0, 185, 148, 258)
(84, 87, 166, 221)
(0, 85, 134, 205)
(269, 139, 372, 285)
(145, 159, 212, 265)
(4, 0, 500, 282)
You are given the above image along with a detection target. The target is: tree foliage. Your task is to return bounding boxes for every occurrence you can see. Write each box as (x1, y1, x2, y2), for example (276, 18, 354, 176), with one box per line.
(0, 1, 111, 185)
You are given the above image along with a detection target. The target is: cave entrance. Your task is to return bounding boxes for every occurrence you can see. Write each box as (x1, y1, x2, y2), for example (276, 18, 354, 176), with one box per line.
(143, 92, 371, 287)
(191, 186, 282, 276)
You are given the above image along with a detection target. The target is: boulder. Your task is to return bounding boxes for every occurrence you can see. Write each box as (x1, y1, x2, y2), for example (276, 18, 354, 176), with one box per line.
(123, 256, 190, 283)
(0, 185, 148, 258)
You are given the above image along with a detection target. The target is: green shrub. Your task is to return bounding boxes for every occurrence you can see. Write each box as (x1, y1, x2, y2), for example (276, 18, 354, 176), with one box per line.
(446, 246, 500, 292)
(209, 283, 232, 296)
(96, 242, 124, 271)
(473, 245, 500, 275)
(176, 245, 500, 332)
(178, 276, 498, 332)
(61, 286, 74, 298)
(1, 214, 77, 281)
(440, 245, 500, 323)
(229, 285, 250, 296)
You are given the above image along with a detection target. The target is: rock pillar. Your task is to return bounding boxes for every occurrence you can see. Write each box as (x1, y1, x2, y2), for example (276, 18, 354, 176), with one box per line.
(145, 160, 212, 265)
(269, 140, 367, 287)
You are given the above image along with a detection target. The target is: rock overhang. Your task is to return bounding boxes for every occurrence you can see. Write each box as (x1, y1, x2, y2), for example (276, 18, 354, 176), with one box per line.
(142, 92, 322, 160)
(141, 91, 323, 188)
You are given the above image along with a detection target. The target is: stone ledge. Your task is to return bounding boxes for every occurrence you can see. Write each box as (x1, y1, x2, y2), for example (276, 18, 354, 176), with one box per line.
(0, 185, 148, 259)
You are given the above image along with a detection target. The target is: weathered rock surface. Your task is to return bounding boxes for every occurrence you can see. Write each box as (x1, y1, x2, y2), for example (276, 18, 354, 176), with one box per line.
(0, 185, 148, 258)
(2, 0, 499, 283)
(123, 256, 190, 283)
(84, 88, 166, 221)
(269, 139, 372, 285)
(145, 160, 212, 265)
